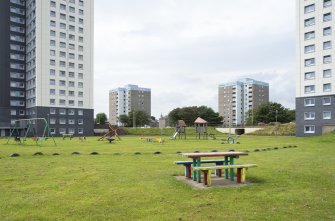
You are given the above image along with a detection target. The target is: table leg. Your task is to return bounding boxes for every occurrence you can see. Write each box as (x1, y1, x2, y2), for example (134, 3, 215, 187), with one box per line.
(216, 162, 223, 177)
(203, 170, 208, 185)
(186, 165, 192, 179)
(224, 156, 229, 179)
(192, 158, 197, 181)
(196, 158, 201, 183)
(230, 157, 235, 181)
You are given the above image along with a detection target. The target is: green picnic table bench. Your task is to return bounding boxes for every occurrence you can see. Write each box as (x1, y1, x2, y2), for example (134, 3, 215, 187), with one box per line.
(62, 134, 73, 140)
(192, 164, 257, 186)
(175, 159, 226, 178)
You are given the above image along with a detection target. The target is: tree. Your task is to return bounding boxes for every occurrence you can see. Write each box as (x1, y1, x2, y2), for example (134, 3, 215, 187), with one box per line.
(128, 110, 150, 127)
(95, 113, 107, 125)
(119, 114, 130, 126)
(246, 102, 295, 125)
(168, 106, 223, 126)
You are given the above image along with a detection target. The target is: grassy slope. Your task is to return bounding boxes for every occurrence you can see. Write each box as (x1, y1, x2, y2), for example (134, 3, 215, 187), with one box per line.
(0, 134, 334, 221)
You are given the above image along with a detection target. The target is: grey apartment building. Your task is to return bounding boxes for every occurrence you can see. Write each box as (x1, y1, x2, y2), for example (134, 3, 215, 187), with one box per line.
(218, 78, 269, 126)
(0, 0, 94, 137)
(296, 0, 335, 136)
(109, 84, 151, 126)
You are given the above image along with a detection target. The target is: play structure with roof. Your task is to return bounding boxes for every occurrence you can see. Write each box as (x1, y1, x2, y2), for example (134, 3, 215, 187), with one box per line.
(194, 117, 208, 139)
(170, 120, 187, 139)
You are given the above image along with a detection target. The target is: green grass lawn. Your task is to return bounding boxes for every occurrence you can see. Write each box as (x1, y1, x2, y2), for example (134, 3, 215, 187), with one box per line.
(0, 134, 335, 221)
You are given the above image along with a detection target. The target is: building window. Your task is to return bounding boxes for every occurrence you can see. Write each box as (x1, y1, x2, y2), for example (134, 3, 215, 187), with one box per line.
(323, 111, 332, 119)
(304, 4, 315, 14)
(50, 89, 55, 95)
(60, 61, 66, 67)
(323, 41, 332, 50)
(68, 119, 75, 124)
(324, 13, 332, 22)
(68, 128, 75, 134)
(60, 4, 66, 10)
(50, 99, 56, 105)
(323, 55, 332, 64)
(304, 112, 315, 120)
(78, 82, 83, 88)
(323, 97, 331, 105)
(50, 108, 56, 114)
(78, 119, 83, 125)
(79, 9, 84, 15)
(324, 0, 332, 8)
(60, 32, 66, 39)
(50, 69, 55, 75)
(304, 17, 315, 27)
(304, 125, 315, 134)
(60, 42, 66, 48)
(50, 20, 56, 27)
(59, 99, 66, 105)
(59, 80, 66, 86)
(59, 90, 66, 96)
(50, 128, 56, 134)
(60, 13, 66, 20)
(59, 71, 66, 77)
(50, 11, 56, 17)
(69, 6, 75, 13)
(50, 118, 56, 125)
(304, 31, 315, 40)
(69, 72, 75, 78)
(50, 79, 56, 85)
(69, 100, 75, 106)
(69, 81, 75, 87)
(59, 109, 66, 115)
(59, 128, 66, 134)
(323, 69, 332, 78)
(305, 58, 315, 66)
(50, 1, 56, 7)
(69, 109, 75, 115)
(323, 83, 331, 92)
(78, 91, 83, 97)
(10, 110, 16, 116)
(69, 91, 75, 96)
(59, 119, 66, 124)
(304, 44, 315, 53)
(304, 71, 315, 80)
(50, 40, 56, 46)
(324, 27, 332, 36)
(304, 85, 315, 94)
(78, 110, 83, 115)
(78, 101, 83, 106)
(78, 128, 84, 134)
(50, 50, 55, 56)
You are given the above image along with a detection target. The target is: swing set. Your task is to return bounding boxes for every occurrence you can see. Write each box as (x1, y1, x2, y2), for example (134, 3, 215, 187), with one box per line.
(6, 118, 56, 146)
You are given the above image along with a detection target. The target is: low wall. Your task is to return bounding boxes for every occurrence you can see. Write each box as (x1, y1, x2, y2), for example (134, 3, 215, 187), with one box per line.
(215, 127, 263, 134)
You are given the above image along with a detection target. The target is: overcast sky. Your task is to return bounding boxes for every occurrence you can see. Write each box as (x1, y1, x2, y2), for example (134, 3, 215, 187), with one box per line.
(94, 0, 296, 118)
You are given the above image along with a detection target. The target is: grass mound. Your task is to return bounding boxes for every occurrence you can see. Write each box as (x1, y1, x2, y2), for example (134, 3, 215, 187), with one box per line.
(249, 123, 296, 136)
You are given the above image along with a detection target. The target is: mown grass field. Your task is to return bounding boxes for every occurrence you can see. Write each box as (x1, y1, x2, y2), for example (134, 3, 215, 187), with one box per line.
(0, 133, 335, 221)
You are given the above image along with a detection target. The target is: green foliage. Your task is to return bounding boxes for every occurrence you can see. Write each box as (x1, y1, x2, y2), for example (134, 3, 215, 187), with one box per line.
(246, 102, 295, 125)
(119, 114, 130, 126)
(128, 110, 150, 127)
(249, 123, 296, 136)
(95, 112, 107, 124)
(168, 106, 223, 126)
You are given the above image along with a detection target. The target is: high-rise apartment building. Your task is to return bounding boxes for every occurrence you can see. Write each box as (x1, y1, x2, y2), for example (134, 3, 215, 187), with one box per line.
(109, 84, 151, 126)
(218, 78, 269, 126)
(296, 0, 335, 136)
(0, 0, 94, 137)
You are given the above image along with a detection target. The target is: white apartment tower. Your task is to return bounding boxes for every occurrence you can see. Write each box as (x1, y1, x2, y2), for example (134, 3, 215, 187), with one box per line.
(296, 0, 335, 136)
(109, 85, 151, 126)
(218, 78, 269, 126)
(25, 0, 94, 136)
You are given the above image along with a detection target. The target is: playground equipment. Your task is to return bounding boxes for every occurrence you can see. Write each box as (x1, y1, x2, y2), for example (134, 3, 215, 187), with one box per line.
(170, 120, 186, 139)
(194, 117, 208, 139)
(98, 123, 121, 141)
(6, 118, 56, 146)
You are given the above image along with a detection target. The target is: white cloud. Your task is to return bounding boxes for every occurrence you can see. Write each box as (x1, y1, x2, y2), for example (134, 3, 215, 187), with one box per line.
(94, 0, 296, 118)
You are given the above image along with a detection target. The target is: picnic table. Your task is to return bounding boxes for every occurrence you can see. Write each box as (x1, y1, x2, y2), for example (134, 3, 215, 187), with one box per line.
(181, 152, 248, 183)
(62, 134, 73, 139)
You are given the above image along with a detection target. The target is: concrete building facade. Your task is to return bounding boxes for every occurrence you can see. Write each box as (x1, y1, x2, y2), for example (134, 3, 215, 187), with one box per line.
(218, 78, 269, 126)
(0, 0, 94, 137)
(109, 84, 151, 126)
(296, 0, 335, 136)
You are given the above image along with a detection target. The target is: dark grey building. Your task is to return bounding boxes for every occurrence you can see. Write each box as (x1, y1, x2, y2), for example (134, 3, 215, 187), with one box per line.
(0, 0, 26, 136)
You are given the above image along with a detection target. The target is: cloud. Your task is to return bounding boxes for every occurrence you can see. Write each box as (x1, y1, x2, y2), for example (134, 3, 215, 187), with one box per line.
(94, 0, 296, 117)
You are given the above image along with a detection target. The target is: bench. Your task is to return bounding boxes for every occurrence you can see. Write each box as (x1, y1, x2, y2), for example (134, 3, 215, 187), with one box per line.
(192, 164, 257, 186)
(175, 160, 226, 178)
(62, 134, 73, 140)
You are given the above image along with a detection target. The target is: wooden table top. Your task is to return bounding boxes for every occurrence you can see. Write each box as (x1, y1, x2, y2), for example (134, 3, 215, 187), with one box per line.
(181, 152, 248, 158)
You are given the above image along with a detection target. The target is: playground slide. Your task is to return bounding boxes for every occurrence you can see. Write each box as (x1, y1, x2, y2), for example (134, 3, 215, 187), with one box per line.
(170, 132, 178, 139)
